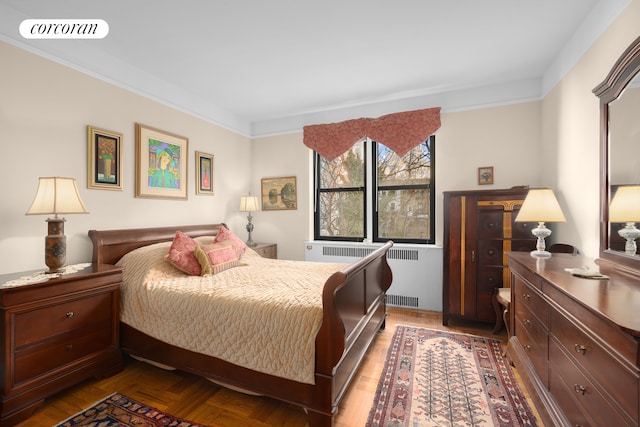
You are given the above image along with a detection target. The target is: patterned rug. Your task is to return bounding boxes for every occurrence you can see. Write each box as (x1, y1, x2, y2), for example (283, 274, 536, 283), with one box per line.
(54, 392, 205, 427)
(366, 326, 539, 427)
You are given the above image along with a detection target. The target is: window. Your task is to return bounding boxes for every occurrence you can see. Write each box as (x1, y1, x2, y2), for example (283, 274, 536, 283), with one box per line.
(314, 135, 434, 244)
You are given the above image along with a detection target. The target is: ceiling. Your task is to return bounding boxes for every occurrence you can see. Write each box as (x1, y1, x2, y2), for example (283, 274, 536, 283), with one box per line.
(0, 0, 629, 137)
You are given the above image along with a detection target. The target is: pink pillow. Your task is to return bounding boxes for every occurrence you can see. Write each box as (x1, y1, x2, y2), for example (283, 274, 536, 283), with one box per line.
(214, 225, 248, 258)
(165, 231, 201, 275)
(194, 240, 240, 276)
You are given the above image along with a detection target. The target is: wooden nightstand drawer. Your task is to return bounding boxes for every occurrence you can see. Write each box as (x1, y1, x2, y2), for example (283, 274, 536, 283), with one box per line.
(14, 291, 114, 348)
(252, 243, 277, 259)
(15, 323, 113, 384)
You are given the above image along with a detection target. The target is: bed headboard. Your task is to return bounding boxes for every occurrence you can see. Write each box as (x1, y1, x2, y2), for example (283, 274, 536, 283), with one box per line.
(89, 223, 226, 265)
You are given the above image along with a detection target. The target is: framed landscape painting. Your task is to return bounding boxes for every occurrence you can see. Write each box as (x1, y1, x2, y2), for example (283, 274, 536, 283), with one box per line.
(195, 151, 214, 195)
(135, 123, 189, 200)
(87, 125, 122, 190)
(261, 176, 297, 210)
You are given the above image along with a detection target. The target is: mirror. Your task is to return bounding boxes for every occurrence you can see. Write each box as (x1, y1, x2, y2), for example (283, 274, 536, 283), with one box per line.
(594, 35, 640, 271)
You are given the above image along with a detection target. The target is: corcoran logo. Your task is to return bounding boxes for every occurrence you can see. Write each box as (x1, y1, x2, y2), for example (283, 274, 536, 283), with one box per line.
(19, 19, 109, 39)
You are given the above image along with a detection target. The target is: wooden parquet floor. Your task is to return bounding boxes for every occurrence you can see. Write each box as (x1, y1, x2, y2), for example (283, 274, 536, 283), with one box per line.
(18, 308, 542, 426)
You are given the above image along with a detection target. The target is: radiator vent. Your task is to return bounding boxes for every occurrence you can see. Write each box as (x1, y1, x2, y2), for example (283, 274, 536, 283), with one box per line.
(388, 248, 419, 261)
(321, 246, 419, 261)
(387, 294, 419, 308)
(322, 246, 373, 258)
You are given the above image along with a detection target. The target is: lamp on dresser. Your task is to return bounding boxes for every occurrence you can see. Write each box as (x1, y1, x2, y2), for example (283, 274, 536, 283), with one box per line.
(609, 185, 640, 256)
(515, 188, 566, 258)
(240, 194, 259, 247)
(25, 177, 89, 273)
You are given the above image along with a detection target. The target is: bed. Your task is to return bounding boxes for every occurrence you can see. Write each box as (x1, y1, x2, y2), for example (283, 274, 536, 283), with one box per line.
(88, 223, 393, 426)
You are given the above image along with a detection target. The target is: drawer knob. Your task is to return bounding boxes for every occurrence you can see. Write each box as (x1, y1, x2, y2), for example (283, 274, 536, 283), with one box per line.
(66, 345, 73, 351)
(574, 344, 588, 355)
(573, 384, 587, 395)
(523, 319, 531, 327)
(66, 312, 74, 319)
(524, 344, 532, 352)
(522, 293, 531, 300)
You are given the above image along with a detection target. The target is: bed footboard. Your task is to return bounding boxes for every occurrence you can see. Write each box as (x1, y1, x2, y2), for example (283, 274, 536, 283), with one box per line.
(312, 241, 393, 421)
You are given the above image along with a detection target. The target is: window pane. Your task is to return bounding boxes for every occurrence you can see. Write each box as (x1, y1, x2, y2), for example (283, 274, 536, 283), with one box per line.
(318, 191, 364, 238)
(319, 140, 365, 189)
(377, 188, 431, 240)
(377, 141, 431, 186)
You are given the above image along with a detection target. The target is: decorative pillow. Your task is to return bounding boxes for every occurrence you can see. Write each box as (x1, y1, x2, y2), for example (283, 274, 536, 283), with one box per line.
(194, 240, 240, 276)
(165, 231, 201, 275)
(214, 225, 248, 258)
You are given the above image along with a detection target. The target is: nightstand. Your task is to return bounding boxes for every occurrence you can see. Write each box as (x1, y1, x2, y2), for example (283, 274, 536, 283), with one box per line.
(251, 243, 277, 259)
(0, 263, 123, 425)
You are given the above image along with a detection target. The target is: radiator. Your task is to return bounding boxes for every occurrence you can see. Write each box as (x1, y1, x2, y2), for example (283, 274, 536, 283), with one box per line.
(304, 241, 442, 311)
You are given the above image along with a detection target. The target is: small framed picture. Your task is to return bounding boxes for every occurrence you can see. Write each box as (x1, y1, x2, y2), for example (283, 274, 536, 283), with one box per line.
(87, 126, 123, 190)
(478, 166, 494, 185)
(261, 176, 297, 210)
(135, 123, 189, 200)
(195, 151, 214, 195)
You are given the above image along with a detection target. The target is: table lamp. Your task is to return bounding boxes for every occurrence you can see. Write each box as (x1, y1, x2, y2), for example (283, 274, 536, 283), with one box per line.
(240, 194, 259, 247)
(515, 188, 566, 258)
(25, 177, 89, 273)
(609, 185, 640, 256)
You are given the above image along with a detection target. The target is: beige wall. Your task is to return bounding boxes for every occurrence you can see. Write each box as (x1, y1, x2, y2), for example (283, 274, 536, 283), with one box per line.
(1, 41, 252, 272)
(543, 0, 640, 259)
(2, 0, 639, 273)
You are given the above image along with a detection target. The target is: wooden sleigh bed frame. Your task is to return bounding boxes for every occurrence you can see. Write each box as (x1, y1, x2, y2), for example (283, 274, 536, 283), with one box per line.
(89, 224, 393, 426)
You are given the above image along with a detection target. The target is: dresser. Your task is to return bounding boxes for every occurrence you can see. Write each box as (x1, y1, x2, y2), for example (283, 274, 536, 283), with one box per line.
(443, 188, 536, 325)
(508, 252, 640, 427)
(0, 264, 123, 426)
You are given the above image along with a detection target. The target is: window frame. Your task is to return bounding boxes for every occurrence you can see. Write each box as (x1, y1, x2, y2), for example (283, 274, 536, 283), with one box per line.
(373, 136, 435, 244)
(313, 140, 367, 242)
(313, 136, 435, 244)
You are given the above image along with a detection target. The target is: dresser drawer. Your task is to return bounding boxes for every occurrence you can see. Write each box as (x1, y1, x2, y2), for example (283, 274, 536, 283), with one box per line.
(477, 240, 504, 266)
(515, 314, 549, 387)
(14, 291, 114, 348)
(14, 323, 113, 384)
(476, 266, 503, 293)
(549, 340, 635, 427)
(513, 279, 549, 327)
(551, 308, 639, 420)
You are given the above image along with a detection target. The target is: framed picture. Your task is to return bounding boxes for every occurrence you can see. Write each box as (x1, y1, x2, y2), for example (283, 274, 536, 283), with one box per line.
(87, 126, 123, 190)
(195, 151, 214, 195)
(261, 176, 297, 210)
(135, 123, 189, 200)
(478, 166, 494, 185)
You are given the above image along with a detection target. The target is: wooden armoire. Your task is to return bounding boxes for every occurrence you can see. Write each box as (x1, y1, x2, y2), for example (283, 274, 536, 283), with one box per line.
(442, 187, 536, 325)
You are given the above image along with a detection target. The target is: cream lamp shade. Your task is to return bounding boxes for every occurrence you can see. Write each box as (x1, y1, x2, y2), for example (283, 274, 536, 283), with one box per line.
(239, 196, 259, 212)
(515, 188, 566, 223)
(515, 188, 566, 258)
(26, 177, 89, 217)
(609, 185, 640, 255)
(610, 185, 640, 222)
(25, 177, 89, 273)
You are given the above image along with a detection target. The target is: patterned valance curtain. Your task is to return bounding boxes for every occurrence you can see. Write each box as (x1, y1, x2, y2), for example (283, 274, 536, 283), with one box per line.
(303, 107, 441, 161)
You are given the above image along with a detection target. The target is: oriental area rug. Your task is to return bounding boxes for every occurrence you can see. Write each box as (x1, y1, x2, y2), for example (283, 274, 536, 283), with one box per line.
(366, 326, 539, 427)
(54, 392, 205, 427)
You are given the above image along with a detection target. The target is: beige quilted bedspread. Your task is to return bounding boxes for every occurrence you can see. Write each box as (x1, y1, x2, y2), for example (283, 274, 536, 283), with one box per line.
(116, 240, 347, 384)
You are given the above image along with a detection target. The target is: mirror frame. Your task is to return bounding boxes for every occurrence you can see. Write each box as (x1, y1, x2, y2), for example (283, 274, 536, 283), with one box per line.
(594, 35, 640, 272)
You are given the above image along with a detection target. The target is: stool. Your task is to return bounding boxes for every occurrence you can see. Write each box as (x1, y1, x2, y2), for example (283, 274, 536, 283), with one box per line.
(492, 287, 511, 336)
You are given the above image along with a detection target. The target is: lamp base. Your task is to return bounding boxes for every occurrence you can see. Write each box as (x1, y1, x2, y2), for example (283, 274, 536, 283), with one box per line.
(529, 249, 552, 259)
(45, 218, 66, 273)
(618, 222, 640, 256)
